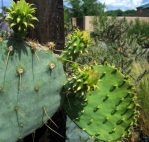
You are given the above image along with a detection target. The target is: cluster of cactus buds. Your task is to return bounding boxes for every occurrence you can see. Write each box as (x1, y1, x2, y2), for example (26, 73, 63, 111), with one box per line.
(5, 0, 38, 38)
(61, 29, 92, 62)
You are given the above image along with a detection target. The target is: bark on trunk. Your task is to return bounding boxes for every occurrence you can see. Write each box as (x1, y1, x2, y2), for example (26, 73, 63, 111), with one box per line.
(26, 0, 65, 51)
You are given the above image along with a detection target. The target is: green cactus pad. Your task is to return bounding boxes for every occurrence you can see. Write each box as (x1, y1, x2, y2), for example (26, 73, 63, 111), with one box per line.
(64, 64, 138, 141)
(0, 39, 66, 142)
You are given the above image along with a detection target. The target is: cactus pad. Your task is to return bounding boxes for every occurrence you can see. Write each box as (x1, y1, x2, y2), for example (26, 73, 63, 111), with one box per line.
(0, 39, 65, 142)
(64, 64, 138, 141)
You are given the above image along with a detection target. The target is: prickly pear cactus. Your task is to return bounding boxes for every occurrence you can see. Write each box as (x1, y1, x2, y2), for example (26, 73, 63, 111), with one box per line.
(0, 1, 66, 141)
(61, 29, 92, 62)
(63, 64, 138, 141)
(0, 38, 65, 142)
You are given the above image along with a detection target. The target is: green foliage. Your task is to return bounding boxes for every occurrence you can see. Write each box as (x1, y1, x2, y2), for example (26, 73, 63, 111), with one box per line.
(62, 65, 98, 102)
(64, 7, 71, 30)
(65, 0, 105, 17)
(89, 13, 149, 140)
(93, 16, 129, 44)
(0, 38, 66, 142)
(123, 10, 136, 16)
(106, 9, 123, 16)
(91, 15, 149, 69)
(81, 0, 105, 16)
(61, 29, 92, 62)
(130, 62, 149, 135)
(128, 19, 149, 38)
(63, 64, 139, 141)
(65, 0, 81, 17)
(60, 28, 140, 141)
(106, 9, 136, 16)
(5, 0, 38, 38)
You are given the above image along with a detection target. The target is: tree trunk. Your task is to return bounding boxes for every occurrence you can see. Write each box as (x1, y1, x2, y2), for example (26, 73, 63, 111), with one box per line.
(26, 0, 65, 51)
(13, 0, 64, 50)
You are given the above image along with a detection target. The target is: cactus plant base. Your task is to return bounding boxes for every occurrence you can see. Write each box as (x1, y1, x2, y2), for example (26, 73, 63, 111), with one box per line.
(0, 38, 66, 142)
(64, 64, 138, 141)
(66, 117, 94, 142)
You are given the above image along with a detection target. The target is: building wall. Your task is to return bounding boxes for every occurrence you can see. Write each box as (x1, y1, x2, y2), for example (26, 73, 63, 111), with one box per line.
(72, 16, 149, 32)
(137, 8, 149, 17)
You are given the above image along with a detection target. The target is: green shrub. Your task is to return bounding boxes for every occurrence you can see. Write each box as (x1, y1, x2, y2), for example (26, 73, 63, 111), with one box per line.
(130, 62, 149, 135)
(128, 19, 149, 39)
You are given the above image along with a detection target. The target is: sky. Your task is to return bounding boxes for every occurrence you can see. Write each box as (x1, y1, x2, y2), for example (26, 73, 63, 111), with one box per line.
(99, 0, 149, 10)
(1, 0, 149, 11)
(0, 0, 12, 7)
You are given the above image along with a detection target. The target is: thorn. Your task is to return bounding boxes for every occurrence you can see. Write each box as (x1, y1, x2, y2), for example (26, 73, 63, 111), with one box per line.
(125, 125, 130, 131)
(116, 119, 124, 125)
(14, 106, 19, 112)
(16, 67, 24, 93)
(16, 67, 25, 75)
(81, 92, 85, 96)
(44, 122, 64, 138)
(32, 131, 35, 142)
(84, 98, 88, 102)
(122, 133, 126, 138)
(19, 123, 24, 128)
(18, 137, 23, 141)
(111, 109, 117, 115)
(118, 80, 126, 88)
(5, 45, 14, 63)
(103, 95, 109, 102)
(95, 133, 100, 137)
(124, 76, 129, 80)
(115, 99, 122, 106)
(109, 128, 116, 134)
(34, 85, 39, 92)
(88, 119, 93, 125)
(75, 118, 80, 121)
(111, 68, 117, 74)
(93, 105, 100, 112)
(43, 107, 58, 128)
(127, 85, 133, 90)
(100, 72, 106, 79)
(109, 85, 117, 92)
(103, 117, 109, 124)
(121, 108, 129, 115)
(81, 110, 85, 114)
(104, 61, 108, 65)
(77, 86, 82, 91)
(48, 63, 56, 70)
(124, 92, 131, 98)
(127, 113, 134, 120)
(0, 86, 4, 94)
(82, 128, 86, 131)
(128, 103, 135, 109)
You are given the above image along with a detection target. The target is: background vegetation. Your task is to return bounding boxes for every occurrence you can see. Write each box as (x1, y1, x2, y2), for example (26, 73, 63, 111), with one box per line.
(63, 1, 149, 140)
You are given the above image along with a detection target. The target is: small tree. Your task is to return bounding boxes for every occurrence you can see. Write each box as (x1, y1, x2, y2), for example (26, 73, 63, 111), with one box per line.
(65, 0, 105, 17)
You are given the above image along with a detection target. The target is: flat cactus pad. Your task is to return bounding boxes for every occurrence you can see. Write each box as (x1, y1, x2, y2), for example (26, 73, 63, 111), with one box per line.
(64, 64, 138, 141)
(0, 39, 66, 142)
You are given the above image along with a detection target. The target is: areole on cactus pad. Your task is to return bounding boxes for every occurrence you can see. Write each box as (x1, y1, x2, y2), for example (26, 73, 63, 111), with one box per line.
(63, 64, 139, 141)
